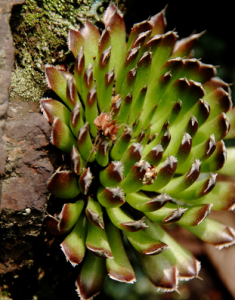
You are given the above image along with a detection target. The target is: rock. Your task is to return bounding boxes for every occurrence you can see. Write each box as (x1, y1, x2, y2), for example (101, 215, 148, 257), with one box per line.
(0, 0, 26, 175)
(1, 99, 53, 211)
(0, 0, 57, 273)
(0, 98, 54, 273)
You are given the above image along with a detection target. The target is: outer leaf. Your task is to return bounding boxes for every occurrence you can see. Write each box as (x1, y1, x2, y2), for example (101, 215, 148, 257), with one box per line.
(195, 181, 235, 211)
(40, 98, 70, 126)
(61, 213, 87, 267)
(76, 251, 106, 300)
(177, 204, 212, 226)
(58, 200, 85, 232)
(125, 228, 168, 255)
(99, 161, 124, 187)
(104, 7, 126, 77)
(224, 107, 235, 139)
(121, 143, 143, 176)
(110, 127, 132, 160)
(70, 145, 84, 175)
(86, 196, 104, 229)
(172, 173, 217, 200)
(106, 222, 136, 283)
(97, 186, 125, 208)
(219, 147, 235, 176)
(145, 219, 201, 280)
(171, 32, 204, 58)
(86, 220, 113, 258)
(137, 251, 179, 292)
(125, 192, 170, 212)
(77, 123, 95, 162)
(146, 206, 187, 224)
(183, 218, 235, 249)
(79, 167, 93, 195)
(142, 156, 178, 192)
(45, 66, 74, 109)
(106, 207, 147, 232)
(150, 6, 167, 35)
(69, 29, 84, 58)
(47, 170, 80, 199)
(96, 139, 112, 167)
(51, 118, 77, 154)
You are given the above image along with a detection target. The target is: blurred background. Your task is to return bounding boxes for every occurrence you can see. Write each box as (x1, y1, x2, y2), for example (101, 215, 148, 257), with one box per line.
(123, 0, 235, 98)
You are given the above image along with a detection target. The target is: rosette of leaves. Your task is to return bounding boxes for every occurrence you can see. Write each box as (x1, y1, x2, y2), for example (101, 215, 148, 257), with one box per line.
(41, 4, 235, 300)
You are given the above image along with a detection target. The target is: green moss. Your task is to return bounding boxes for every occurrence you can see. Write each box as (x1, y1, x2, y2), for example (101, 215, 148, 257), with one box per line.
(9, 0, 130, 103)
(9, 0, 113, 102)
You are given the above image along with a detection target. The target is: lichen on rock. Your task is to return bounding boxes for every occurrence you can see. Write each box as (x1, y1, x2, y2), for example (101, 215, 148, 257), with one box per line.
(9, 0, 111, 102)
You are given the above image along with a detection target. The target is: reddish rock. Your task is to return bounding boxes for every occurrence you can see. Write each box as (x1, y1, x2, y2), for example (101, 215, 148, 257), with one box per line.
(1, 99, 53, 211)
(0, 98, 55, 273)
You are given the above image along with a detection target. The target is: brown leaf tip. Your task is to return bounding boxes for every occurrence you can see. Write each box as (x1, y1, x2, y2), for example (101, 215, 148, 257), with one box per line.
(136, 160, 151, 172)
(206, 134, 216, 155)
(80, 167, 93, 195)
(163, 156, 178, 169)
(156, 266, 179, 292)
(202, 173, 217, 195)
(152, 144, 164, 155)
(186, 159, 201, 178)
(179, 259, 201, 281)
(99, 139, 110, 156)
(75, 47, 85, 75)
(196, 204, 213, 226)
(78, 122, 89, 141)
(70, 146, 82, 175)
(112, 161, 124, 177)
(86, 245, 113, 259)
(100, 46, 112, 67)
(106, 187, 125, 202)
(216, 226, 235, 250)
(164, 207, 187, 224)
(75, 280, 101, 300)
(86, 208, 104, 229)
(60, 243, 80, 268)
(126, 45, 141, 63)
(132, 143, 143, 155)
(108, 271, 136, 284)
(71, 103, 81, 128)
(143, 243, 169, 255)
(154, 193, 171, 204)
(181, 132, 192, 146)
(133, 30, 152, 48)
(122, 217, 148, 231)
(111, 95, 122, 112)
(84, 64, 93, 89)
(108, 273, 136, 283)
(222, 112, 230, 135)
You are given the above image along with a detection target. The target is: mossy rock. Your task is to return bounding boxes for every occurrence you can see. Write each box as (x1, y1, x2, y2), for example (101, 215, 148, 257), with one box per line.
(9, 0, 113, 102)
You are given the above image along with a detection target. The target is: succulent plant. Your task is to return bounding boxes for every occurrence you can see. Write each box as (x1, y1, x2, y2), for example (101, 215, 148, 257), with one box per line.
(41, 3, 235, 299)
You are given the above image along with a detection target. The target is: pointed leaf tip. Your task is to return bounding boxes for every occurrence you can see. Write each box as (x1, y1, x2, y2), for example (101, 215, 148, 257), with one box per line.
(79, 167, 93, 195)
